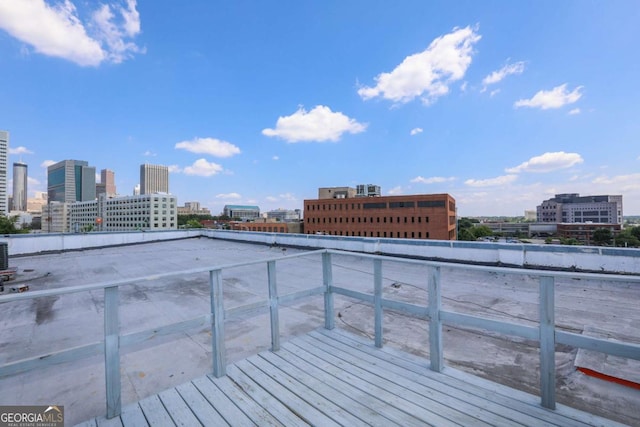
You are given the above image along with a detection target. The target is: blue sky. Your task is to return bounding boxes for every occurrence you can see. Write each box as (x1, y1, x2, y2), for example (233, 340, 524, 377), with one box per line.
(1, 1, 639, 216)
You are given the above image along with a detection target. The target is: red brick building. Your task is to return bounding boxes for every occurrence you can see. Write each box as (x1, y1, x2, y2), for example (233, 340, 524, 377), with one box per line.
(304, 190, 457, 240)
(557, 223, 621, 245)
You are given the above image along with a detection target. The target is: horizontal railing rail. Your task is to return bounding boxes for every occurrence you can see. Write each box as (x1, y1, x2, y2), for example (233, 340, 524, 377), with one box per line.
(1, 248, 639, 419)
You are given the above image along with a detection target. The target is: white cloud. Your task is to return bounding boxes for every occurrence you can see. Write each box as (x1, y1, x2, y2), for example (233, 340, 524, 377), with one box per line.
(568, 108, 581, 115)
(278, 193, 296, 201)
(0, 0, 143, 66)
(410, 128, 423, 136)
(387, 186, 403, 195)
(464, 175, 517, 187)
(262, 105, 367, 143)
(9, 146, 33, 155)
(175, 137, 241, 158)
(216, 192, 241, 199)
(592, 173, 640, 191)
(489, 89, 500, 97)
(182, 159, 223, 177)
(482, 61, 525, 88)
(41, 160, 56, 168)
(514, 84, 583, 110)
(506, 152, 583, 173)
(358, 25, 480, 105)
(266, 193, 297, 202)
(143, 150, 156, 156)
(167, 164, 181, 173)
(411, 176, 455, 184)
(272, 155, 279, 161)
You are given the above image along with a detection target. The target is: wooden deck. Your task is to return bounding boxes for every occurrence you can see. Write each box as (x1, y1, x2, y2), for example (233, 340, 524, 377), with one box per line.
(77, 328, 623, 427)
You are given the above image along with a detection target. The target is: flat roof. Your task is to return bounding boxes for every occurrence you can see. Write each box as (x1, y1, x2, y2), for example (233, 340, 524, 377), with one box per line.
(1, 237, 638, 425)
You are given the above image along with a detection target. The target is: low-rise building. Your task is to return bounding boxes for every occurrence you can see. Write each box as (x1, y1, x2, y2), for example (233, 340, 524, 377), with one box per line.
(231, 217, 302, 234)
(304, 186, 457, 240)
(177, 201, 211, 216)
(557, 223, 621, 245)
(223, 205, 260, 221)
(265, 208, 301, 222)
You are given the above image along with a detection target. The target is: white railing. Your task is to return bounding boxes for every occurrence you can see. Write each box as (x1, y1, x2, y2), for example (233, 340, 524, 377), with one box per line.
(1, 249, 639, 419)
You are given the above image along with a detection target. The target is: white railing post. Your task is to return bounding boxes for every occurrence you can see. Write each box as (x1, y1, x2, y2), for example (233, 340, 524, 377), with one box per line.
(210, 269, 226, 377)
(322, 252, 335, 330)
(539, 275, 556, 409)
(268, 260, 280, 351)
(374, 258, 383, 348)
(104, 286, 121, 418)
(428, 266, 443, 372)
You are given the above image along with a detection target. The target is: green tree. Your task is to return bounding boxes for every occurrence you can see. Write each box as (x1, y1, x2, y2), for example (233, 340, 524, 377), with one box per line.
(613, 227, 640, 247)
(471, 225, 494, 240)
(592, 228, 613, 246)
(186, 219, 203, 228)
(457, 228, 475, 241)
(0, 215, 29, 234)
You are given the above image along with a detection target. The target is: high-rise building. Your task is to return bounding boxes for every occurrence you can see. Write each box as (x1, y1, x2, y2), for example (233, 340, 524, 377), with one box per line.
(537, 193, 623, 224)
(96, 169, 116, 198)
(47, 160, 96, 203)
(12, 162, 28, 211)
(140, 164, 169, 194)
(0, 131, 8, 216)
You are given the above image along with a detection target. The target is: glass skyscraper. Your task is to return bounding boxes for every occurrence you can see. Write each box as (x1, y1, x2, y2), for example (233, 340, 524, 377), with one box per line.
(12, 162, 27, 211)
(47, 160, 96, 203)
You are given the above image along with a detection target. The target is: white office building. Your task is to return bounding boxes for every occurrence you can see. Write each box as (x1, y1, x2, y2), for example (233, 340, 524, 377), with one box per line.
(43, 194, 178, 233)
(265, 208, 301, 222)
(140, 164, 169, 195)
(537, 193, 623, 224)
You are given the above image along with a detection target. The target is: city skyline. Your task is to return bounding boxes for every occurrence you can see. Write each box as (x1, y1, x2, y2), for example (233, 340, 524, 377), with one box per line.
(1, 1, 639, 216)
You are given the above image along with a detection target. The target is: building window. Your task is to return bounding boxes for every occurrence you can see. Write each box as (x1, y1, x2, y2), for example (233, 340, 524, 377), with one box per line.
(364, 202, 387, 209)
(418, 200, 445, 208)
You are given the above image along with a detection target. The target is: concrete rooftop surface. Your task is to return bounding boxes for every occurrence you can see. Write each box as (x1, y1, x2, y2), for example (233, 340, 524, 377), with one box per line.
(0, 236, 639, 425)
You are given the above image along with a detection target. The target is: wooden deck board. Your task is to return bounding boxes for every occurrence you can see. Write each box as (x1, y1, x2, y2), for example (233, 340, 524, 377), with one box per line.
(174, 382, 229, 427)
(77, 328, 626, 427)
(136, 394, 174, 426)
(275, 344, 427, 427)
(305, 330, 536, 426)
